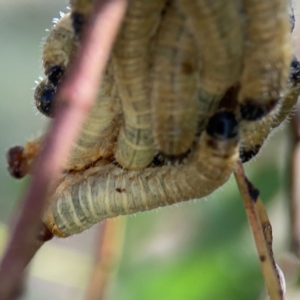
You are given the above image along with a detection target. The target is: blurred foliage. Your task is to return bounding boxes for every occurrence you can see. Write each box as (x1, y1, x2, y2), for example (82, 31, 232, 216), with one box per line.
(0, 1, 300, 300)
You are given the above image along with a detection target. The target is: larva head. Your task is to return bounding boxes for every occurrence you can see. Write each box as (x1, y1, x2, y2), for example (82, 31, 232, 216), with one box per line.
(38, 223, 54, 244)
(6, 146, 28, 179)
(34, 79, 56, 118)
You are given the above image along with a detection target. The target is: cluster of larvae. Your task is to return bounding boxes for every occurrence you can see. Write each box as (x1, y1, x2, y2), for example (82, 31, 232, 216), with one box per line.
(7, 0, 300, 237)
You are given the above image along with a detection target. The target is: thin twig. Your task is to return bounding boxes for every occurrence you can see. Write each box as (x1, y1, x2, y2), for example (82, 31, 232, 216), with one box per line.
(0, 1, 127, 299)
(234, 160, 285, 300)
(289, 110, 300, 257)
(85, 217, 127, 300)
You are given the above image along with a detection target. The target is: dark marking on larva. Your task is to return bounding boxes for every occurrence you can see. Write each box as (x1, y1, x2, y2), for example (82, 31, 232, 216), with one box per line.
(240, 99, 277, 121)
(46, 65, 64, 86)
(240, 144, 261, 163)
(290, 6, 295, 32)
(38, 223, 54, 243)
(116, 188, 126, 193)
(260, 255, 266, 262)
(290, 57, 300, 83)
(6, 146, 27, 179)
(245, 177, 260, 202)
(71, 12, 86, 35)
(159, 149, 191, 164)
(218, 86, 239, 111)
(181, 61, 195, 75)
(35, 83, 56, 118)
(206, 112, 238, 140)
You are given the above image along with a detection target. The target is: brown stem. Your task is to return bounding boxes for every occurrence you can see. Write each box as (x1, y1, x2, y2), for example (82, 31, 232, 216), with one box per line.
(289, 110, 300, 257)
(0, 1, 127, 299)
(234, 161, 285, 300)
(85, 218, 127, 300)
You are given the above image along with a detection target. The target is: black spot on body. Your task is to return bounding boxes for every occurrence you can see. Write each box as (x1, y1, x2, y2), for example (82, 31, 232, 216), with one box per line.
(240, 145, 261, 163)
(206, 111, 238, 140)
(181, 62, 195, 74)
(46, 66, 64, 86)
(159, 149, 191, 163)
(245, 177, 260, 202)
(240, 99, 277, 121)
(290, 6, 295, 32)
(116, 188, 126, 193)
(71, 13, 85, 35)
(290, 57, 300, 83)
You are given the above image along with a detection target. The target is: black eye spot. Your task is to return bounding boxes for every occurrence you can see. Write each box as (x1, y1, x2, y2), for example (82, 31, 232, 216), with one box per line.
(240, 99, 277, 121)
(46, 66, 64, 86)
(290, 57, 300, 82)
(35, 81, 56, 118)
(71, 13, 85, 35)
(206, 112, 238, 140)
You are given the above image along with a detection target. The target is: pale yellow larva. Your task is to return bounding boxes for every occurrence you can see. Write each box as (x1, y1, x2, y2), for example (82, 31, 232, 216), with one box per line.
(43, 112, 239, 237)
(150, 2, 199, 157)
(239, 59, 300, 162)
(238, 0, 292, 120)
(22, 13, 122, 172)
(177, 0, 243, 130)
(113, 0, 165, 170)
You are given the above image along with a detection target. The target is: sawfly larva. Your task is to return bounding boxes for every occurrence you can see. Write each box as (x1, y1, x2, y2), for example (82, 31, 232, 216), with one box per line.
(7, 0, 297, 240)
(44, 111, 239, 237)
(113, 0, 164, 169)
(151, 1, 199, 157)
(177, 0, 244, 130)
(238, 0, 292, 121)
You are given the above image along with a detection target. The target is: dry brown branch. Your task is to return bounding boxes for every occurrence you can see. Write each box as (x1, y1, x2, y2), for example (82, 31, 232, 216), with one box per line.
(289, 109, 300, 258)
(234, 160, 285, 300)
(85, 217, 127, 300)
(0, 1, 127, 299)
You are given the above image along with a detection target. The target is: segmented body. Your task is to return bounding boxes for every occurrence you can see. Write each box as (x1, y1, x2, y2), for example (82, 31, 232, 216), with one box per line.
(7, 0, 299, 238)
(177, 0, 244, 129)
(113, 0, 165, 170)
(151, 1, 199, 156)
(45, 127, 239, 237)
(239, 0, 292, 119)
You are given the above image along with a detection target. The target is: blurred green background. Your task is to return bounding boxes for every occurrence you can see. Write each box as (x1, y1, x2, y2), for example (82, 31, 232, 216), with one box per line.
(0, 1, 300, 300)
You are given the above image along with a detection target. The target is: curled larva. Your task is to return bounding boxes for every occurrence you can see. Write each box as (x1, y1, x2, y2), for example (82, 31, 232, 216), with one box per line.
(16, 12, 122, 174)
(113, 0, 165, 170)
(177, 0, 243, 131)
(43, 111, 239, 237)
(151, 2, 199, 157)
(239, 58, 300, 162)
(238, 0, 292, 121)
